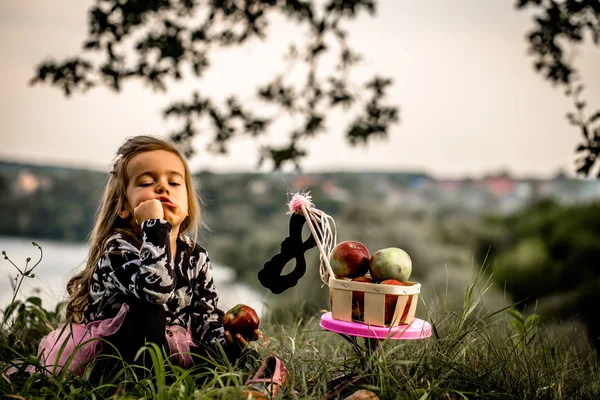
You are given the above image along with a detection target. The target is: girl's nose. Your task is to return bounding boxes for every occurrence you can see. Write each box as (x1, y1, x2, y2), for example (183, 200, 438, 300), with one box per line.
(155, 180, 169, 194)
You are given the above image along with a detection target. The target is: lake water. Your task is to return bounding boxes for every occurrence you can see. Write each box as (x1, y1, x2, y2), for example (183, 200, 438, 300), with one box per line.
(0, 236, 266, 316)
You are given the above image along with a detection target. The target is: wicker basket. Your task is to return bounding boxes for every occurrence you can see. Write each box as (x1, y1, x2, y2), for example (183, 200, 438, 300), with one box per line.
(287, 193, 420, 328)
(329, 277, 420, 327)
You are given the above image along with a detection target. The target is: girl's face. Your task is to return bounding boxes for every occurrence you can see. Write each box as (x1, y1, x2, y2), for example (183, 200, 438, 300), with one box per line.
(121, 150, 189, 233)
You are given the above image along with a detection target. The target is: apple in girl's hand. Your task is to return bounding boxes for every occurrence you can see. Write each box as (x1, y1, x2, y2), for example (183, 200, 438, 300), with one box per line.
(223, 304, 260, 340)
(369, 247, 412, 282)
(330, 241, 370, 279)
(380, 279, 412, 324)
(351, 275, 374, 320)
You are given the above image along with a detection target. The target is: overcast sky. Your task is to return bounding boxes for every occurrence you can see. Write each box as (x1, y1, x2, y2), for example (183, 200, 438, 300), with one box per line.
(1, 0, 599, 178)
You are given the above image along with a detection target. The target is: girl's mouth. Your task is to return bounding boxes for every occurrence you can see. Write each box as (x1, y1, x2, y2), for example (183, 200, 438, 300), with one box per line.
(158, 196, 176, 208)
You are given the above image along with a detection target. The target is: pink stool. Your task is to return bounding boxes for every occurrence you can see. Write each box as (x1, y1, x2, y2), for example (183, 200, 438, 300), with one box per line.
(320, 312, 432, 396)
(320, 312, 432, 341)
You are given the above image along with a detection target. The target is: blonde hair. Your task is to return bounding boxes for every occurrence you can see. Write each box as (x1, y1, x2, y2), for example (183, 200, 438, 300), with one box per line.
(65, 135, 202, 323)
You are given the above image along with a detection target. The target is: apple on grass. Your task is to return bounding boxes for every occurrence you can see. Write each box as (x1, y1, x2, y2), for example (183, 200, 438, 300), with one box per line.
(380, 279, 412, 325)
(330, 241, 370, 279)
(223, 304, 260, 340)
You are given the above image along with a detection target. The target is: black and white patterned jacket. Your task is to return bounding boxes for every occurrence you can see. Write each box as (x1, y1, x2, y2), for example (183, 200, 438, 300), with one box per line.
(83, 219, 226, 347)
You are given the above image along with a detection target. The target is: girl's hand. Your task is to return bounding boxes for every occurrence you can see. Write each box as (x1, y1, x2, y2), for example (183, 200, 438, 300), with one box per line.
(134, 199, 165, 225)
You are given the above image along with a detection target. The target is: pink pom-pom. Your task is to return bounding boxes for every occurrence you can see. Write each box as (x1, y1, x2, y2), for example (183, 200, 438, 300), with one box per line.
(288, 192, 314, 214)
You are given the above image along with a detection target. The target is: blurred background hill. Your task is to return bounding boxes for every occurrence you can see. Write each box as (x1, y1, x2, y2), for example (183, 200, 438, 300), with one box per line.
(2, 160, 600, 350)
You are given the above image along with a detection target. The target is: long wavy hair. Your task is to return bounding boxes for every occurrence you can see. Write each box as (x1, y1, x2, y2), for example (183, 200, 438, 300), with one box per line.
(65, 135, 202, 323)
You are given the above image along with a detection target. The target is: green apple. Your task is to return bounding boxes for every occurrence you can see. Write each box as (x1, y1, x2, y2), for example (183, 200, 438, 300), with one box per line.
(369, 247, 412, 283)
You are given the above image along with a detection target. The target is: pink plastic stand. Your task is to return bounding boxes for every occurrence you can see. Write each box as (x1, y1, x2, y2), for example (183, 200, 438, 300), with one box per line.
(320, 312, 432, 340)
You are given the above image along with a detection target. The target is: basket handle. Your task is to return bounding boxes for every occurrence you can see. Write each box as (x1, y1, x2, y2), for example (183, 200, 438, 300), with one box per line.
(298, 204, 336, 284)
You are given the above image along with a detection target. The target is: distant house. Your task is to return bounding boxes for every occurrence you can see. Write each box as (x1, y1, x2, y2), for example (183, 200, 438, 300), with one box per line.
(247, 179, 268, 196)
(439, 180, 461, 192)
(485, 176, 515, 196)
(291, 175, 318, 191)
(537, 180, 556, 198)
(15, 170, 40, 194)
(514, 181, 533, 198)
(322, 180, 350, 202)
(580, 180, 600, 201)
(13, 170, 51, 196)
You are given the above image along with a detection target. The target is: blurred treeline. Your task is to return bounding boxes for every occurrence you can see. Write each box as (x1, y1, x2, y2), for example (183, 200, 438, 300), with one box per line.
(473, 200, 600, 350)
(1, 161, 600, 350)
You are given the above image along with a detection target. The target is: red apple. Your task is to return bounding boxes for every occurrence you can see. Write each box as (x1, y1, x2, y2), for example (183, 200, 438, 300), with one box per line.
(329, 241, 370, 279)
(380, 279, 411, 324)
(351, 275, 374, 320)
(223, 304, 260, 340)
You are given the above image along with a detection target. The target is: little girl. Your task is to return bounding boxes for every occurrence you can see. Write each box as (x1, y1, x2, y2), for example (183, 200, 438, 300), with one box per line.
(35, 135, 256, 376)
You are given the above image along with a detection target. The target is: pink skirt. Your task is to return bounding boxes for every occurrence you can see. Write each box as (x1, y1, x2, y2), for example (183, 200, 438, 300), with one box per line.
(22, 304, 197, 376)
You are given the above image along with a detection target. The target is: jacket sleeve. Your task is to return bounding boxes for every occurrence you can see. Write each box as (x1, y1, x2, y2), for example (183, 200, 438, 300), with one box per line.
(188, 248, 245, 361)
(190, 250, 225, 344)
(96, 219, 177, 304)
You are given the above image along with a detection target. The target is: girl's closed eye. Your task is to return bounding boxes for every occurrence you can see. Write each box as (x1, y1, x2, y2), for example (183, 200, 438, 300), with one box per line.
(139, 182, 153, 187)
(169, 182, 181, 186)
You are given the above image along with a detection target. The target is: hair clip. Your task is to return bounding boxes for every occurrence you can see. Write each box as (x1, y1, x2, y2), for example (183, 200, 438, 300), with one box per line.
(110, 154, 124, 174)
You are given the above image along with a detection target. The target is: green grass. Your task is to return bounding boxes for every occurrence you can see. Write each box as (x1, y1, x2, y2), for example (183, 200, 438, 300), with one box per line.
(1, 248, 599, 399)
